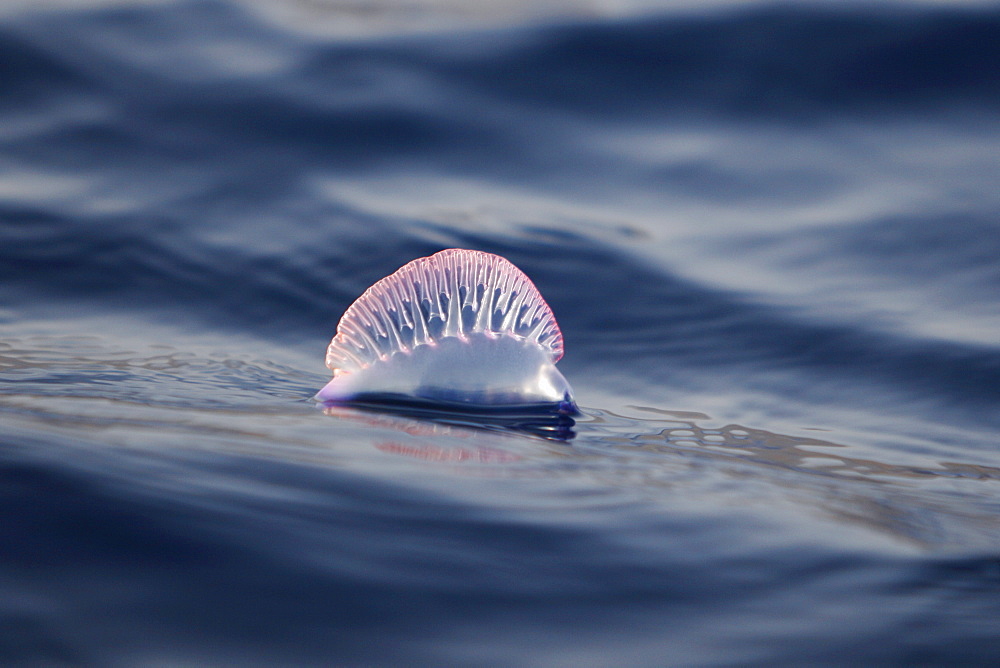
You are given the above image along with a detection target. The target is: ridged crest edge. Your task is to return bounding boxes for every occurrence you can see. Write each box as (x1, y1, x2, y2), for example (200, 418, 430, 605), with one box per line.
(326, 249, 564, 373)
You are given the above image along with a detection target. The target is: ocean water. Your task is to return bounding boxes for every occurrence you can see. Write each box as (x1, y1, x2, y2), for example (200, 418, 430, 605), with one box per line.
(2, 0, 1000, 664)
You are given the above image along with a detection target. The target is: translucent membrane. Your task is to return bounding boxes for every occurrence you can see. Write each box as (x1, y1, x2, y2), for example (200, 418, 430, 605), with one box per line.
(317, 249, 575, 412)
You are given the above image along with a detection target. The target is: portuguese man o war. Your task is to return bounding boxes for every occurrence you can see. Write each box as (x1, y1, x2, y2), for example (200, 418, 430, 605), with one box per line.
(316, 249, 578, 416)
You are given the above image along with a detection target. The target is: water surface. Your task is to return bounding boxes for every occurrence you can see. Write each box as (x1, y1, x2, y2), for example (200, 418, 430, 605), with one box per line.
(2, 0, 999, 664)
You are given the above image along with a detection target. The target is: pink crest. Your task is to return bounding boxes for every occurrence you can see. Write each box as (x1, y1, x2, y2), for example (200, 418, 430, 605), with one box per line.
(326, 249, 564, 375)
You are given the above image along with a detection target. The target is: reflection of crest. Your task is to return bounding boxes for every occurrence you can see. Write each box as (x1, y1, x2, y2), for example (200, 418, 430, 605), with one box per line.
(322, 402, 572, 467)
(375, 441, 522, 464)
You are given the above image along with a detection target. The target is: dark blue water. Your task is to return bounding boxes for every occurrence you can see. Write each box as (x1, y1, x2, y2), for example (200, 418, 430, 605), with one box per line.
(2, 0, 1000, 663)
